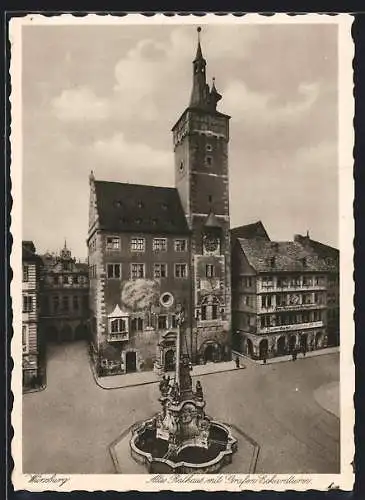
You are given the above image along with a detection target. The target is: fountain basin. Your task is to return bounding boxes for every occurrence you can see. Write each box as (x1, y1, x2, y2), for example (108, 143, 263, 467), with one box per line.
(130, 416, 237, 474)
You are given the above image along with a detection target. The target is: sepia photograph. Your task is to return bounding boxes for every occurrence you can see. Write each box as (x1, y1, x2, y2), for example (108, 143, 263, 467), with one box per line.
(10, 13, 354, 492)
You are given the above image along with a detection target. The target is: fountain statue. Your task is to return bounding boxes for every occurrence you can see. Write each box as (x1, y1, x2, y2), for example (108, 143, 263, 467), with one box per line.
(129, 303, 237, 474)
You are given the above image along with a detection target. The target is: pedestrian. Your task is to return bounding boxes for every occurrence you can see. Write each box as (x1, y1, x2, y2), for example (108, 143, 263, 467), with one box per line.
(235, 356, 240, 368)
(263, 355, 267, 365)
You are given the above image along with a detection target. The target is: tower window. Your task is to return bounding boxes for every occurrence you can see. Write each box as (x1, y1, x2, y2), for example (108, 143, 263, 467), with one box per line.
(179, 161, 184, 173)
(206, 156, 212, 166)
(206, 144, 212, 152)
(208, 195, 213, 203)
(206, 265, 215, 278)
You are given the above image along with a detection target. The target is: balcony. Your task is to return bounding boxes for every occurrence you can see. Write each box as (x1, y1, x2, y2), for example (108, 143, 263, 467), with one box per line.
(259, 320, 323, 334)
(259, 283, 326, 293)
(274, 303, 326, 312)
(107, 332, 129, 342)
(259, 303, 325, 313)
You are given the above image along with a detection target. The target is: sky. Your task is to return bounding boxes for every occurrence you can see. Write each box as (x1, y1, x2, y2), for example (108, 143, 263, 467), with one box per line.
(22, 22, 338, 259)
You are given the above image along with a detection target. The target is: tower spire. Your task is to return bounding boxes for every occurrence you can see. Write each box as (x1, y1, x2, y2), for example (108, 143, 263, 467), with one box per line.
(194, 26, 203, 61)
(190, 27, 209, 108)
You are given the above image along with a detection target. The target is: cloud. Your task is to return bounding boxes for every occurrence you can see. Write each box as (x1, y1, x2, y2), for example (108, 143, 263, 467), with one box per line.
(223, 80, 320, 126)
(294, 141, 337, 170)
(51, 86, 110, 122)
(91, 132, 174, 185)
(50, 26, 260, 125)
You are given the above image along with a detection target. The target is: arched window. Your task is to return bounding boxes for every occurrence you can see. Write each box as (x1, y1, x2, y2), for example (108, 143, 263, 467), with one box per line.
(199, 295, 221, 321)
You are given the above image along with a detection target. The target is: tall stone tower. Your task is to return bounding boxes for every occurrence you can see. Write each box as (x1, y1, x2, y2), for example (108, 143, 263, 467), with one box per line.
(172, 27, 231, 364)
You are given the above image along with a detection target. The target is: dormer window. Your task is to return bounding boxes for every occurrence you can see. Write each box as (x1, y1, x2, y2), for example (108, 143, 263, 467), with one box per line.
(206, 144, 212, 152)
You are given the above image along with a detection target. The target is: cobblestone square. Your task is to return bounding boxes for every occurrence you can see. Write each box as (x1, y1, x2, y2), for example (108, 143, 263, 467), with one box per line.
(22, 341, 340, 474)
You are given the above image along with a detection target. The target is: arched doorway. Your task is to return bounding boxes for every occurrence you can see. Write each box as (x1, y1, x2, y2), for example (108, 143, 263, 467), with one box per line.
(300, 333, 308, 351)
(75, 324, 88, 341)
(259, 339, 268, 359)
(277, 336, 286, 355)
(204, 343, 219, 363)
(60, 325, 73, 342)
(164, 349, 175, 371)
(125, 351, 137, 373)
(288, 335, 297, 353)
(315, 332, 323, 349)
(47, 326, 59, 343)
(246, 338, 254, 357)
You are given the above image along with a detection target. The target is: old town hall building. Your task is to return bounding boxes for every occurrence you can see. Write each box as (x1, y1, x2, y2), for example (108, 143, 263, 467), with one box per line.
(88, 29, 232, 376)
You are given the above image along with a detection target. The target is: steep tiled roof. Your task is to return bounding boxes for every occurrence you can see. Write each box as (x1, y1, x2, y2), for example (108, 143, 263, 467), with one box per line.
(22, 241, 41, 263)
(94, 181, 190, 235)
(294, 234, 339, 260)
(237, 238, 338, 273)
(231, 221, 270, 241)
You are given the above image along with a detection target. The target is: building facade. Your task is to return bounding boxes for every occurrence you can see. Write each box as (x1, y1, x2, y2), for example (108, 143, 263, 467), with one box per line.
(39, 243, 89, 343)
(231, 224, 339, 359)
(22, 241, 42, 388)
(88, 29, 232, 376)
(88, 181, 191, 375)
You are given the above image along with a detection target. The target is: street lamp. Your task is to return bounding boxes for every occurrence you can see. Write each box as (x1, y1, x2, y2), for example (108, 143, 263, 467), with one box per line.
(175, 302, 185, 388)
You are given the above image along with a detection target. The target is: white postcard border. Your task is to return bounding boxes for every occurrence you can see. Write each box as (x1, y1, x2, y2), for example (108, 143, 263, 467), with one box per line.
(9, 12, 355, 492)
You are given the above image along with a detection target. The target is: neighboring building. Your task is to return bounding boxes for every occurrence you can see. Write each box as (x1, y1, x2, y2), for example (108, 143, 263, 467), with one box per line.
(294, 233, 340, 347)
(22, 241, 42, 388)
(231, 223, 339, 359)
(231, 221, 270, 243)
(87, 29, 232, 376)
(39, 242, 89, 343)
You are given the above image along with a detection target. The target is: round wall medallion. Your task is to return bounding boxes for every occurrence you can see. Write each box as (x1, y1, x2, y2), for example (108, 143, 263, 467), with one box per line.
(160, 292, 174, 308)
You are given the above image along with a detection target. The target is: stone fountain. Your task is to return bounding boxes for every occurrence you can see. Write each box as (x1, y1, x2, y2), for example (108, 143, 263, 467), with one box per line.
(129, 306, 237, 474)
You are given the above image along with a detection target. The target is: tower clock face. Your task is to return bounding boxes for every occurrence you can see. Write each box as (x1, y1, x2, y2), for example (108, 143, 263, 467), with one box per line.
(204, 236, 219, 253)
